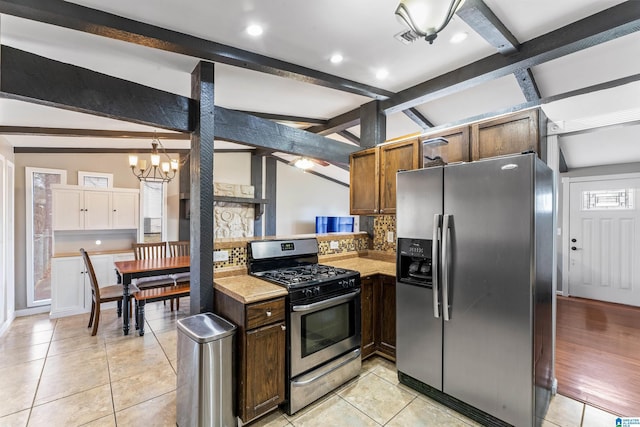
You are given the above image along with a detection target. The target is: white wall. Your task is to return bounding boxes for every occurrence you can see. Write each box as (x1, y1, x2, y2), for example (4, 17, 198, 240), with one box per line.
(276, 162, 350, 235)
(214, 152, 252, 184)
(0, 137, 15, 334)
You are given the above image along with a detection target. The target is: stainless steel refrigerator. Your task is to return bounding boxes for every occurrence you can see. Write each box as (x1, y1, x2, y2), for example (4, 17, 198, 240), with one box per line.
(396, 153, 553, 427)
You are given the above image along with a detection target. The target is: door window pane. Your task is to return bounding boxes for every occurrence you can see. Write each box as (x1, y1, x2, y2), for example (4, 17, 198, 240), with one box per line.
(582, 189, 634, 210)
(142, 181, 164, 243)
(28, 169, 65, 305)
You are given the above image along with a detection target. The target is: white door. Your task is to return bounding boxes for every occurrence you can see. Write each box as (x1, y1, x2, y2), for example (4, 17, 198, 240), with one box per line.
(568, 178, 640, 306)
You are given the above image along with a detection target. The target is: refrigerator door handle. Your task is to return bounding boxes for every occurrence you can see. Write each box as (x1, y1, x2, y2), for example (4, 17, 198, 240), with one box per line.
(442, 214, 452, 321)
(432, 214, 441, 318)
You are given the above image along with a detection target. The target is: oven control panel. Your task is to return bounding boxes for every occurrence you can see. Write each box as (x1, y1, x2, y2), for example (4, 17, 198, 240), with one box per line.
(289, 273, 360, 303)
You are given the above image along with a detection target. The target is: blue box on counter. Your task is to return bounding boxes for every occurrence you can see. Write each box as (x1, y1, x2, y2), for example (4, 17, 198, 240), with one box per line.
(315, 216, 354, 233)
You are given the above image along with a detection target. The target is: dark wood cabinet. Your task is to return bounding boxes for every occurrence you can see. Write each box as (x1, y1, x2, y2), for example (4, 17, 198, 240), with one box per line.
(349, 147, 379, 215)
(214, 291, 286, 423)
(378, 275, 396, 359)
(245, 321, 286, 421)
(360, 276, 377, 359)
(360, 274, 396, 361)
(422, 126, 470, 166)
(350, 139, 419, 215)
(379, 139, 420, 214)
(471, 109, 545, 161)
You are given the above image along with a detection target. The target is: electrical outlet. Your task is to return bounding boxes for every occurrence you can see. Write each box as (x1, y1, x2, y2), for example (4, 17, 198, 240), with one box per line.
(387, 231, 394, 243)
(330, 241, 339, 250)
(213, 250, 229, 262)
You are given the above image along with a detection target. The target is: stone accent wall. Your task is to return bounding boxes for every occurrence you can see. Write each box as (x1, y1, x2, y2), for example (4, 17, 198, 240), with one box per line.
(373, 215, 396, 253)
(214, 183, 254, 238)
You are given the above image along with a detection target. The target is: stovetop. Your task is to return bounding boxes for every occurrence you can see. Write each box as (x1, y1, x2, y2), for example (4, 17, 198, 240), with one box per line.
(253, 263, 356, 289)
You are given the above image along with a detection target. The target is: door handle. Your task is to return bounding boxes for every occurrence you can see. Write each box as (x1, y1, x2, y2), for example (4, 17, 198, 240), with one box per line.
(441, 214, 452, 321)
(432, 214, 441, 318)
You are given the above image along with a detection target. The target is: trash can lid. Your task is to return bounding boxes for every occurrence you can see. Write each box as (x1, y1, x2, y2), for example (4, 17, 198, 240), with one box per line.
(177, 312, 237, 343)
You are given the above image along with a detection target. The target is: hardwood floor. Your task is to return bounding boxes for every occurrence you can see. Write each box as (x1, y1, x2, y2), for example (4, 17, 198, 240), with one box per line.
(556, 295, 640, 416)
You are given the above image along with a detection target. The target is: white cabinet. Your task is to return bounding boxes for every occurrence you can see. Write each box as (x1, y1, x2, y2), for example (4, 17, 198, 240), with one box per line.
(52, 185, 139, 230)
(50, 252, 132, 318)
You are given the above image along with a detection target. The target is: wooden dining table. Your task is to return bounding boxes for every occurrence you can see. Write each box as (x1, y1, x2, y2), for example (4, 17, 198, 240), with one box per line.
(114, 256, 190, 335)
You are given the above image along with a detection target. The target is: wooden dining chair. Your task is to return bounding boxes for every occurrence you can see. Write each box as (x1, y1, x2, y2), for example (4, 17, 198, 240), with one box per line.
(133, 241, 168, 260)
(81, 248, 137, 336)
(167, 241, 190, 311)
(132, 241, 178, 310)
(168, 240, 190, 257)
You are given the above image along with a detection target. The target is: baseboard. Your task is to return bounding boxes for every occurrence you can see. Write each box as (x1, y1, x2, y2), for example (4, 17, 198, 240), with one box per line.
(15, 305, 51, 317)
(0, 312, 17, 337)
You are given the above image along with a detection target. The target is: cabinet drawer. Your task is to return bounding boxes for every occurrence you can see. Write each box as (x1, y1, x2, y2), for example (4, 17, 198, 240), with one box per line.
(246, 298, 285, 329)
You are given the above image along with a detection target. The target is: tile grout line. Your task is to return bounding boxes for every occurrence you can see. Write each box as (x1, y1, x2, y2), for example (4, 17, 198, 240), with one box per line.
(25, 318, 58, 426)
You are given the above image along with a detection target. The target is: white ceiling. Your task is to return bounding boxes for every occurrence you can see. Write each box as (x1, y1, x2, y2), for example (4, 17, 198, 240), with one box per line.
(1, 0, 639, 181)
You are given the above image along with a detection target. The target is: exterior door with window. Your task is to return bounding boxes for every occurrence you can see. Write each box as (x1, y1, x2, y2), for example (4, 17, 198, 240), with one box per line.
(568, 178, 640, 306)
(26, 167, 67, 307)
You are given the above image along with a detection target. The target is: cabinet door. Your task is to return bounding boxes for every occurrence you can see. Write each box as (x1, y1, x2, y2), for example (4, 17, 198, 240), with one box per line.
(52, 188, 84, 230)
(112, 191, 139, 229)
(379, 139, 419, 214)
(360, 276, 376, 359)
(471, 109, 539, 160)
(50, 257, 86, 317)
(378, 275, 396, 359)
(245, 321, 286, 421)
(350, 147, 379, 215)
(422, 127, 470, 165)
(83, 190, 112, 229)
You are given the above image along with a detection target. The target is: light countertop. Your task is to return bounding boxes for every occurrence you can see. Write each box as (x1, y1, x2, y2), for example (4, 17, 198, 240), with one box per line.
(214, 251, 396, 304)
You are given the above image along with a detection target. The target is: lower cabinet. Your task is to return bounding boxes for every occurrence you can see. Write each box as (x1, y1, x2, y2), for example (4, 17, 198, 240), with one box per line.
(214, 291, 286, 424)
(361, 274, 396, 361)
(50, 252, 133, 318)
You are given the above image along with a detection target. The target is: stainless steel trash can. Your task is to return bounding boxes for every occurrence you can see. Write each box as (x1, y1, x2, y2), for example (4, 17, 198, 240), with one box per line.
(177, 313, 237, 427)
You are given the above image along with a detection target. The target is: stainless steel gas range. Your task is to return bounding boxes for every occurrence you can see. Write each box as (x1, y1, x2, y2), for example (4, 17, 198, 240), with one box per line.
(248, 238, 362, 415)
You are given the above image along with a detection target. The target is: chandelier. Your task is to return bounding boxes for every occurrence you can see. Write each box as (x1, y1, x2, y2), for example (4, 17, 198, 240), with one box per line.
(128, 135, 179, 183)
(395, 0, 465, 44)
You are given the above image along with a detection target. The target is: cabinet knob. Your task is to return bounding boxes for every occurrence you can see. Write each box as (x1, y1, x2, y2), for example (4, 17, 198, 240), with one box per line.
(266, 310, 272, 317)
(113, 209, 117, 212)
(281, 325, 286, 331)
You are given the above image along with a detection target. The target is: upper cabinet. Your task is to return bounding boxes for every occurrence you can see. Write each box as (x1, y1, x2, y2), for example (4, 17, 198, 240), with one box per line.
(422, 126, 471, 166)
(350, 139, 420, 215)
(52, 185, 139, 230)
(350, 147, 379, 215)
(471, 109, 544, 161)
(349, 109, 546, 216)
(379, 139, 420, 215)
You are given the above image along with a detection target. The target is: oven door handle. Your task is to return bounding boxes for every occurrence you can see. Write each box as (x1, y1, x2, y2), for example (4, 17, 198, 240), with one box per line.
(292, 289, 361, 312)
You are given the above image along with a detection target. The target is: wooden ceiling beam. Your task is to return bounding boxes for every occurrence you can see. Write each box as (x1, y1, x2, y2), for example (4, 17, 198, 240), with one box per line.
(403, 108, 434, 129)
(514, 68, 541, 102)
(456, 0, 519, 55)
(338, 130, 361, 145)
(306, 108, 361, 135)
(0, 0, 393, 100)
(381, 2, 640, 114)
(0, 126, 189, 139)
(0, 46, 356, 166)
(234, 110, 328, 126)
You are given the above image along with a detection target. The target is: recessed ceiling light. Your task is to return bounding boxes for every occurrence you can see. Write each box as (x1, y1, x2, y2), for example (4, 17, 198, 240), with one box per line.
(450, 31, 468, 44)
(330, 53, 343, 64)
(376, 69, 389, 80)
(246, 24, 263, 37)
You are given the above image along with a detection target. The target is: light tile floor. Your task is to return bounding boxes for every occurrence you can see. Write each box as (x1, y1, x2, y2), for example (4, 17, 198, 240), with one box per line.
(0, 300, 620, 426)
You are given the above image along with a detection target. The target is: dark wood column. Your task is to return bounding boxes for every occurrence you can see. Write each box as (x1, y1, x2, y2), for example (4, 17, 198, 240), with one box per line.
(359, 100, 385, 240)
(360, 100, 386, 147)
(189, 61, 215, 314)
(265, 156, 277, 236)
(251, 152, 264, 237)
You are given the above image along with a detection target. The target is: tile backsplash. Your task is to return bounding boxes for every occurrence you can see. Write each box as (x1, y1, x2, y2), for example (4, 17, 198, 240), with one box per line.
(373, 215, 396, 253)
(213, 232, 371, 270)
